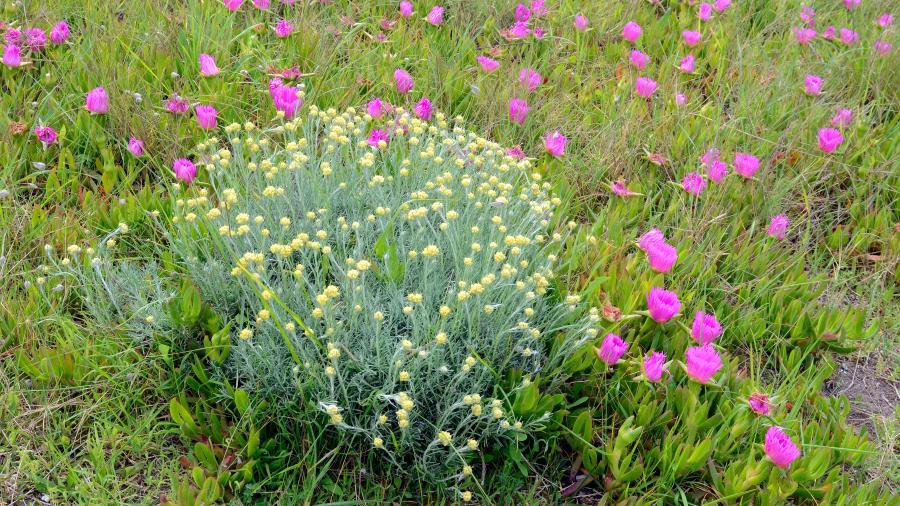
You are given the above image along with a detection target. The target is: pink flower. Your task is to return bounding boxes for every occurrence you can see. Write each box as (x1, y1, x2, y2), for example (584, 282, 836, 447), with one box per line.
(630, 50, 650, 69)
(879, 14, 894, 28)
(821, 25, 835, 40)
(843, 0, 860, 10)
(85, 87, 110, 114)
(682, 172, 707, 195)
(477, 55, 499, 72)
(713, 0, 731, 12)
(34, 126, 57, 145)
(574, 14, 588, 32)
(764, 427, 801, 469)
(596, 333, 628, 366)
(748, 393, 771, 416)
(817, 127, 843, 153)
(635, 77, 657, 98)
(646, 287, 681, 322)
(685, 344, 723, 383)
(679, 54, 695, 73)
(272, 84, 301, 118)
(173, 158, 197, 183)
(426, 6, 445, 26)
(734, 152, 760, 178)
(367, 98, 385, 118)
(367, 128, 390, 147)
(643, 352, 666, 382)
(530, 0, 547, 17)
(275, 19, 294, 38)
(622, 21, 641, 43)
(2, 44, 21, 67)
(508, 98, 529, 124)
(646, 241, 677, 273)
(804, 74, 822, 96)
(50, 22, 70, 45)
(698, 3, 713, 21)
(793, 27, 816, 45)
(700, 148, 721, 167)
(638, 228, 665, 251)
(611, 180, 634, 197)
(394, 68, 414, 94)
(128, 137, 144, 157)
(199, 54, 220, 76)
(413, 97, 432, 120)
(691, 311, 722, 345)
(831, 108, 853, 129)
(514, 3, 531, 23)
(224, 0, 244, 10)
(875, 40, 892, 55)
(518, 68, 542, 92)
(166, 95, 189, 115)
(506, 145, 526, 160)
(505, 21, 531, 40)
(675, 93, 687, 106)
(532, 26, 545, 39)
(543, 130, 566, 157)
(25, 28, 46, 50)
(682, 30, 702, 47)
(767, 214, 789, 239)
(707, 160, 728, 182)
(4, 29, 22, 45)
(800, 6, 816, 26)
(399, 1, 413, 18)
(195, 105, 218, 129)
(839, 28, 858, 45)
(252, 0, 270, 9)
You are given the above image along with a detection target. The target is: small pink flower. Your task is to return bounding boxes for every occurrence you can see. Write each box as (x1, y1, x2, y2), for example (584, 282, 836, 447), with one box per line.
(875, 40, 892, 55)
(764, 426, 801, 469)
(25, 28, 46, 50)
(532, 26, 546, 39)
(477, 55, 499, 72)
(508, 98, 529, 124)
(713, 0, 732, 12)
(543, 130, 566, 157)
(817, 127, 843, 153)
(804, 74, 822, 96)
(34, 126, 58, 145)
(691, 311, 722, 345)
(166, 95, 190, 115)
(367, 98, 385, 118)
(413, 97, 433, 120)
(622, 21, 642, 43)
(679, 54, 695, 73)
(399, 1, 413, 18)
(682, 172, 707, 195)
(596, 333, 628, 366)
(50, 22, 70, 45)
(831, 108, 853, 129)
(675, 93, 687, 106)
(426, 6, 445, 26)
(574, 14, 588, 32)
(394, 68, 414, 94)
(630, 50, 650, 69)
(821, 25, 835, 40)
(367, 128, 390, 147)
(698, 3, 713, 21)
(685, 344, 723, 383)
(530, 0, 547, 17)
(195, 105, 218, 129)
(173, 158, 197, 183)
(4, 29, 22, 45)
(275, 19, 294, 38)
(748, 393, 771, 416)
(878, 14, 894, 28)
(839, 28, 858, 45)
(518, 68, 542, 92)
(85, 87, 110, 114)
(767, 214, 789, 239)
(272, 84, 301, 118)
(252, 0, 270, 9)
(734, 152, 760, 178)
(506, 145, 526, 160)
(700, 148, 721, 167)
(199, 54, 220, 76)
(643, 352, 666, 382)
(800, 6, 816, 26)
(224, 0, 244, 10)
(646, 287, 681, 323)
(682, 30, 702, 47)
(793, 27, 816, 45)
(707, 160, 729, 182)
(505, 21, 531, 40)
(514, 3, 531, 23)
(646, 241, 677, 273)
(2, 44, 21, 67)
(128, 137, 145, 157)
(611, 180, 634, 197)
(638, 228, 665, 251)
(635, 77, 657, 98)
(843, 0, 860, 10)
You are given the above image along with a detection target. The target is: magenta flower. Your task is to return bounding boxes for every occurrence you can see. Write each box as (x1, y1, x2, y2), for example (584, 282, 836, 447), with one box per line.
(817, 127, 843, 153)
(879, 14, 894, 28)
(25, 28, 46, 50)
(713, 0, 731, 12)
(173, 158, 197, 183)
(643, 352, 666, 382)
(85, 87, 110, 114)
(734, 153, 760, 178)
(646, 287, 681, 323)
(543, 130, 566, 157)
(394, 68, 414, 94)
(646, 241, 677, 273)
(839, 28, 858, 45)
(367, 98, 385, 118)
(508, 98, 529, 124)
(2, 44, 21, 67)
(707, 160, 729, 182)
(252, 0, 270, 9)
(638, 228, 665, 251)
(831, 108, 853, 129)
(128, 137, 145, 157)
(682, 30, 702, 47)
(635, 77, 657, 98)
(50, 22, 70, 45)
(793, 27, 816, 45)
(477, 55, 499, 72)
(800, 6, 816, 26)
(399, 1, 413, 18)
(611, 180, 634, 197)
(875, 40, 892, 56)
(691, 311, 722, 345)
(199, 54, 220, 76)
(224, 0, 244, 10)
(675, 93, 687, 106)
(530, 0, 547, 17)
(596, 333, 628, 366)
(518, 68, 542, 92)
(804, 75, 822, 96)
(272, 84, 301, 118)
(685, 344, 723, 383)
(195, 105, 218, 129)
(426, 6, 445, 26)
(748, 393, 771, 416)
(4, 29, 22, 45)
(504, 21, 531, 40)
(367, 128, 390, 147)
(34, 126, 58, 145)
(630, 50, 650, 69)
(821, 25, 835, 40)
(843, 0, 860, 9)
(679, 54, 695, 73)
(413, 97, 433, 120)
(506, 145, 526, 160)
(514, 3, 531, 23)
(166, 95, 190, 115)
(766, 214, 789, 239)
(682, 172, 707, 195)
(764, 427, 801, 469)
(698, 3, 713, 21)
(622, 21, 641, 43)
(574, 14, 588, 32)
(275, 19, 294, 38)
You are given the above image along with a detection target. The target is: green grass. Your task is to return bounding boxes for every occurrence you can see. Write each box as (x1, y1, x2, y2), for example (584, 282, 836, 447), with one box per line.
(1, 0, 898, 504)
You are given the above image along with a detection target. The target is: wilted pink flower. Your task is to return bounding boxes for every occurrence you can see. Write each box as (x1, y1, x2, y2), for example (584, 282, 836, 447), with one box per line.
(821, 25, 835, 40)
(646, 287, 681, 322)
(224, 0, 244, 10)
(764, 426, 801, 469)
(128, 137, 144, 157)
(413, 97, 432, 120)
(734, 152, 760, 178)
(275, 19, 294, 37)
(518, 67, 542, 92)
(748, 393, 771, 415)
(25, 28, 46, 50)
(272, 84, 301, 118)
(367, 98, 384, 118)
(874, 40, 892, 55)
(675, 93, 687, 106)
(622, 21, 641, 43)
(195, 105, 218, 129)
(685, 344, 723, 383)
(252, 0, 270, 9)
(367, 128, 390, 147)
(831, 108, 853, 128)
(843, 0, 860, 10)
(399, 1, 413, 17)
(596, 333, 628, 365)
(50, 22, 70, 45)
(879, 14, 894, 28)
(713, 0, 731, 12)
(800, 6, 816, 26)
(2, 44, 21, 67)
(698, 3, 713, 21)
(839, 28, 858, 45)
(505, 21, 531, 39)
(173, 158, 197, 183)
(506, 145, 526, 160)
(767, 214, 789, 239)
(477, 55, 499, 72)
(682, 172, 707, 195)
(199, 54, 220, 76)
(34, 126, 57, 145)
(817, 127, 843, 153)
(574, 14, 588, 32)
(611, 180, 634, 197)
(691, 311, 722, 345)
(679, 54, 695, 73)
(646, 241, 677, 273)
(543, 130, 566, 157)
(508, 98, 529, 124)
(514, 3, 531, 23)
(793, 27, 816, 45)
(394, 68, 414, 94)
(643, 351, 666, 382)
(683, 30, 702, 46)
(635, 77, 657, 98)
(166, 95, 189, 115)
(630, 50, 650, 69)
(85, 87, 110, 114)
(804, 74, 822, 95)
(426, 6, 445, 26)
